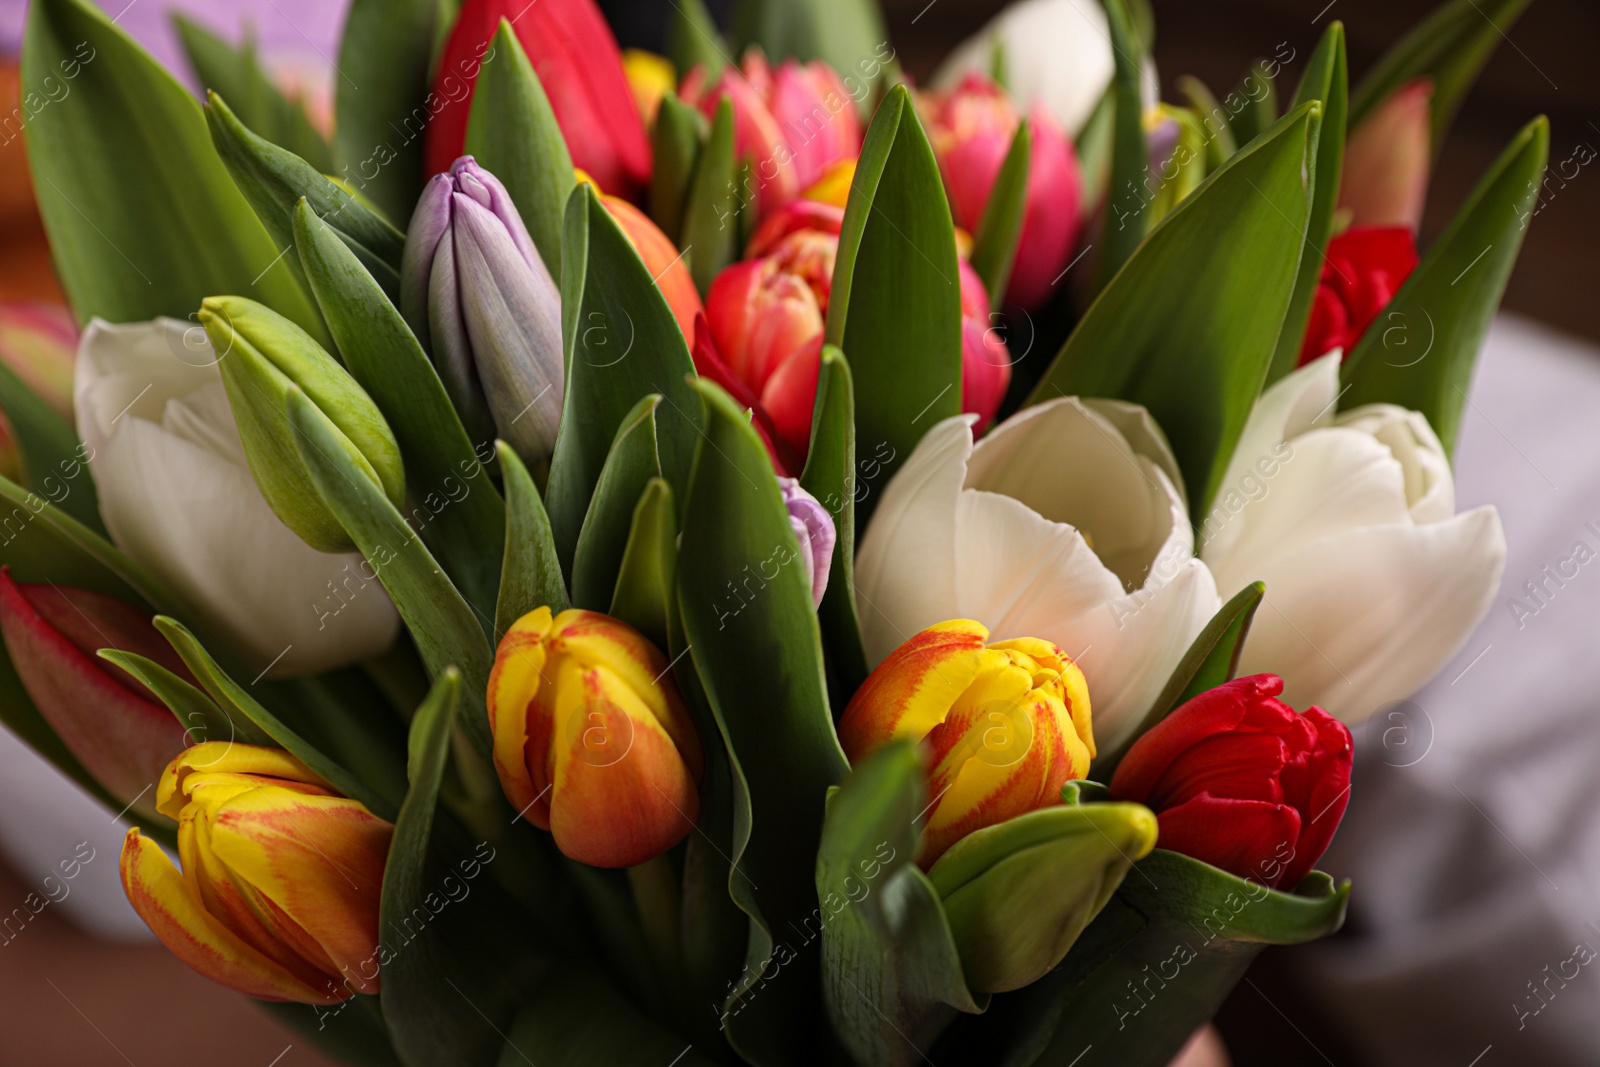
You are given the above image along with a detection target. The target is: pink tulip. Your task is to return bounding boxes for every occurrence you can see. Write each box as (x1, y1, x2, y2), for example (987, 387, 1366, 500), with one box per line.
(0, 568, 190, 809)
(425, 0, 652, 200)
(959, 260, 1011, 430)
(681, 51, 863, 220)
(923, 73, 1083, 310)
(1341, 79, 1432, 232)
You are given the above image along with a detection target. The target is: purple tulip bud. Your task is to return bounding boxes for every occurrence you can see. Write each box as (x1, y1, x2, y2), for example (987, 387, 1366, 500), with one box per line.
(401, 156, 564, 463)
(779, 478, 836, 608)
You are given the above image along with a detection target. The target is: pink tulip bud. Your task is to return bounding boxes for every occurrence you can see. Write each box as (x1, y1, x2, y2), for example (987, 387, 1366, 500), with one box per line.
(1340, 79, 1432, 232)
(682, 51, 863, 220)
(959, 260, 1011, 430)
(923, 73, 1084, 310)
(0, 568, 190, 809)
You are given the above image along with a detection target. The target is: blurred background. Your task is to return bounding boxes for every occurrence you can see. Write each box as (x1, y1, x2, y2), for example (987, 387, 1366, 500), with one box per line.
(0, 0, 1593, 1064)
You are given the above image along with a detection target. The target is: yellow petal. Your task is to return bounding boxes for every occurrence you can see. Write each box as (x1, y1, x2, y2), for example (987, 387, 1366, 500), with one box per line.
(158, 742, 331, 819)
(487, 607, 554, 821)
(838, 619, 990, 759)
(120, 828, 341, 1003)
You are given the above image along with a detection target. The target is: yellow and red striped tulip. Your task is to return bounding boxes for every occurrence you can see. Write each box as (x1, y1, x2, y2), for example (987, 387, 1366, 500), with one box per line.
(120, 744, 392, 1004)
(838, 619, 1094, 866)
(488, 607, 704, 869)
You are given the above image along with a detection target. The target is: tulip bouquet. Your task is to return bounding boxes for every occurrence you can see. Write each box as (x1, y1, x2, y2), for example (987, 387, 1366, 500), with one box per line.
(3, 0, 1543, 1062)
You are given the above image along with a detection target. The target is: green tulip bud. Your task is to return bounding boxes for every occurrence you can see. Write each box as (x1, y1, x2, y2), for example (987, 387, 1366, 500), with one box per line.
(927, 799, 1158, 994)
(200, 296, 404, 552)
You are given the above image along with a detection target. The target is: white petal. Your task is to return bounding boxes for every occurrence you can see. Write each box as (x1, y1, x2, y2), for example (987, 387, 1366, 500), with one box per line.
(855, 415, 974, 664)
(1335, 403, 1454, 522)
(966, 396, 1180, 588)
(931, 0, 1114, 137)
(75, 317, 218, 455)
(1202, 426, 1413, 597)
(1236, 507, 1506, 725)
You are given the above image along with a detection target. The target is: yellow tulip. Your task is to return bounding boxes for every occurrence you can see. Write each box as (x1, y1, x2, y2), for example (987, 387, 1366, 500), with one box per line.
(119, 743, 392, 1004)
(838, 619, 1094, 865)
(622, 48, 676, 124)
(488, 607, 703, 869)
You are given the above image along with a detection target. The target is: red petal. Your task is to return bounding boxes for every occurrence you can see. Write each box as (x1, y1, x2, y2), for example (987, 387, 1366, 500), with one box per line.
(1146, 731, 1288, 810)
(1157, 795, 1302, 888)
(1110, 675, 1284, 803)
(1279, 707, 1353, 887)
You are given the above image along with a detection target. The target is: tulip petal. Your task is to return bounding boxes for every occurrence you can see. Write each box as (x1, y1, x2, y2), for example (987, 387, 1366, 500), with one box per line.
(1235, 507, 1506, 724)
(121, 828, 340, 1003)
(487, 607, 554, 821)
(856, 417, 973, 664)
(1340, 79, 1432, 231)
(1155, 795, 1302, 885)
(838, 619, 989, 758)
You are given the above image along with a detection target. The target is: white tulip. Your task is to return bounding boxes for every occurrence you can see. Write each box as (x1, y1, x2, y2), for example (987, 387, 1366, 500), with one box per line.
(74, 318, 399, 677)
(1200, 353, 1506, 725)
(856, 398, 1220, 751)
(933, 0, 1116, 138)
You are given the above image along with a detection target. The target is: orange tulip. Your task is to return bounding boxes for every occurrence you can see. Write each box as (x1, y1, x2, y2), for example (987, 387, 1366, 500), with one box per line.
(488, 607, 703, 868)
(120, 744, 392, 1004)
(838, 619, 1094, 865)
(579, 171, 703, 342)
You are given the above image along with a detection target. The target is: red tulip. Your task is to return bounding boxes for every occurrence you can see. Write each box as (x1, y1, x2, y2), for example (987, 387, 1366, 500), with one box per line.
(1299, 226, 1420, 366)
(922, 73, 1083, 310)
(0, 568, 190, 809)
(426, 0, 652, 200)
(1108, 674, 1352, 889)
(681, 51, 863, 219)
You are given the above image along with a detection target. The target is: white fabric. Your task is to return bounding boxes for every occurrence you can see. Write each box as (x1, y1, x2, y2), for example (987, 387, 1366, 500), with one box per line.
(1297, 314, 1600, 1065)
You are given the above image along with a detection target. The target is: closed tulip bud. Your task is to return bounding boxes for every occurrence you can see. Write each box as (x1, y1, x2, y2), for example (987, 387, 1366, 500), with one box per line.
(681, 51, 863, 219)
(1341, 79, 1432, 232)
(779, 477, 836, 607)
(403, 156, 565, 466)
(922, 73, 1084, 310)
(0, 568, 189, 811)
(200, 296, 404, 554)
(958, 260, 1011, 430)
(120, 744, 393, 1003)
(488, 607, 703, 868)
(838, 619, 1095, 865)
(425, 0, 652, 199)
(1109, 674, 1352, 889)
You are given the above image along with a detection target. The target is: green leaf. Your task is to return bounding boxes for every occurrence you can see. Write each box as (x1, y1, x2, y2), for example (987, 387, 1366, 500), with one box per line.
(681, 98, 739, 298)
(1074, 87, 1116, 219)
(928, 801, 1158, 995)
(1340, 117, 1548, 455)
(648, 95, 705, 246)
(0, 474, 183, 617)
(208, 91, 406, 305)
(817, 744, 983, 1067)
(1349, 0, 1534, 160)
(99, 648, 267, 750)
(1266, 23, 1347, 386)
(494, 442, 570, 639)
(284, 387, 494, 756)
(826, 85, 962, 513)
(1096, 0, 1150, 290)
(1028, 104, 1322, 519)
(676, 379, 849, 1065)
(609, 478, 677, 653)
(464, 20, 574, 278)
(1227, 59, 1280, 148)
(380, 669, 504, 1067)
(545, 185, 702, 572)
(21, 0, 321, 332)
(0, 360, 102, 533)
(1175, 76, 1236, 167)
(497, 970, 723, 1066)
(570, 396, 662, 612)
(798, 346, 867, 712)
(667, 0, 729, 84)
(939, 850, 1348, 1067)
(293, 198, 506, 620)
(172, 14, 332, 172)
(732, 0, 889, 105)
(969, 122, 1031, 308)
(1090, 581, 1262, 782)
(154, 616, 401, 820)
(333, 0, 445, 223)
